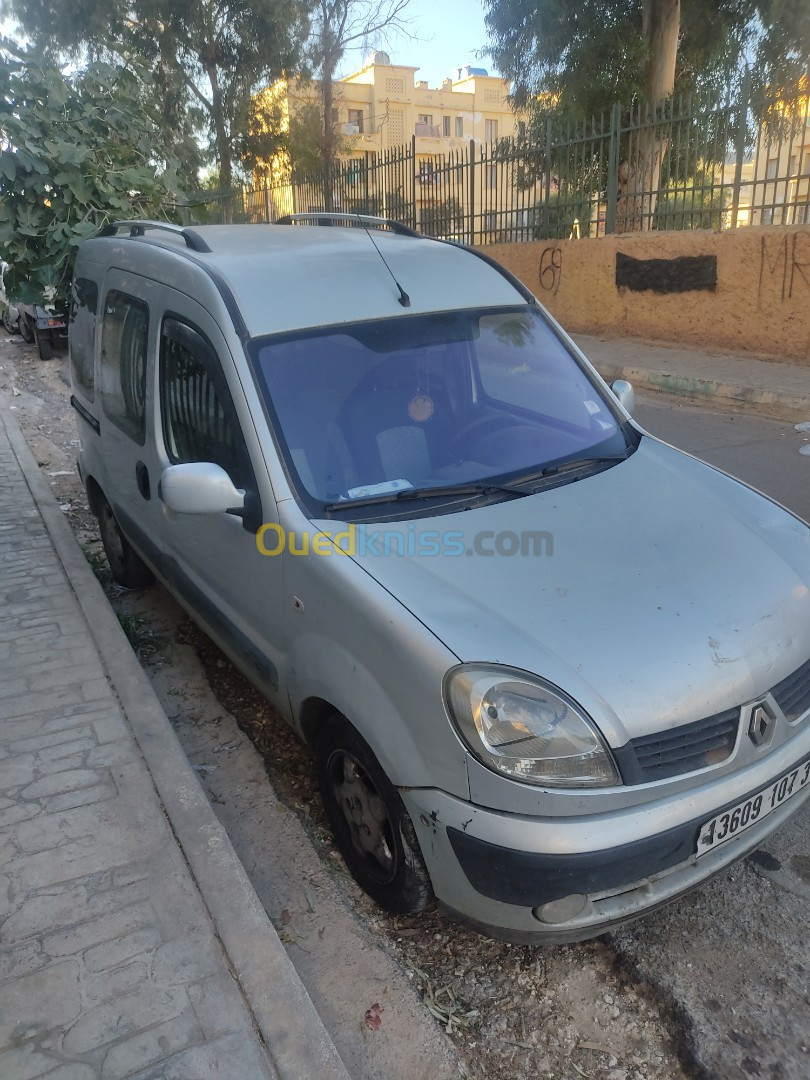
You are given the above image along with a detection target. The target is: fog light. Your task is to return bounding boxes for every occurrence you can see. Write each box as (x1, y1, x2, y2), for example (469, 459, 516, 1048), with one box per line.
(532, 894, 587, 924)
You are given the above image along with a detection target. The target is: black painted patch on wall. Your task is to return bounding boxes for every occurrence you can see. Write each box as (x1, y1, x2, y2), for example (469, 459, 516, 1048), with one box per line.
(616, 252, 717, 293)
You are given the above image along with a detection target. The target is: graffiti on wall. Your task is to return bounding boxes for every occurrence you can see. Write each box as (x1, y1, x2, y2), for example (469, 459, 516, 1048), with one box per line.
(758, 232, 810, 304)
(538, 246, 562, 294)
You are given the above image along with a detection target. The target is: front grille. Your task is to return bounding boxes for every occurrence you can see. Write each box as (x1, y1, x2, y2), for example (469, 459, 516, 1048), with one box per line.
(770, 656, 810, 723)
(621, 707, 740, 784)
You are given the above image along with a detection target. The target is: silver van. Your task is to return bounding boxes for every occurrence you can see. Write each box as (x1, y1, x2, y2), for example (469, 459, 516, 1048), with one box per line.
(70, 216, 810, 942)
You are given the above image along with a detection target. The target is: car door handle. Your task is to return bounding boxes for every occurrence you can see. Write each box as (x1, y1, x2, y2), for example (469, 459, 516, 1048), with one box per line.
(135, 461, 151, 500)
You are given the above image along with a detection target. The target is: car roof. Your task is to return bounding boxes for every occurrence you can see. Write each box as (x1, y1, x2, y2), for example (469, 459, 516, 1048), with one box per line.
(88, 223, 529, 339)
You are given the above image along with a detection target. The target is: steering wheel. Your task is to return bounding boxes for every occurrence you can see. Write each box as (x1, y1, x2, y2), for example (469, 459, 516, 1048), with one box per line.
(445, 413, 520, 462)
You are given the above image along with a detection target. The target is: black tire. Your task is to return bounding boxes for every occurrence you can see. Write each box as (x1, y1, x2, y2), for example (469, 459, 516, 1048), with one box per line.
(315, 713, 433, 914)
(1, 308, 15, 334)
(35, 328, 52, 361)
(97, 497, 155, 590)
(20, 313, 34, 343)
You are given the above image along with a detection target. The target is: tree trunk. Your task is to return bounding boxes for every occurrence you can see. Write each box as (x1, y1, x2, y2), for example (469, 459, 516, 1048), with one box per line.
(204, 60, 233, 221)
(616, 0, 680, 232)
(321, 55, 336, 211)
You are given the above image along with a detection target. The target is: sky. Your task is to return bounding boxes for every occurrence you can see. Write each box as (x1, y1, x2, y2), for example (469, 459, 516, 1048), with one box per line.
(1, 0, 496, 90)
(338, 0, 495, 87)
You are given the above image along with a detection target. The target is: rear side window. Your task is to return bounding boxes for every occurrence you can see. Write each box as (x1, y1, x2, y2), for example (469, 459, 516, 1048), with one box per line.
(69, 277, 98, 400)
(99, 290, 148, 444)
(160, 318, 247, 486)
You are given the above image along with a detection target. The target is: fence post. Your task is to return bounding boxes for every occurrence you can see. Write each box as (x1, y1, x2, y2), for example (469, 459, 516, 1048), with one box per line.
(605, 102, 621, 234)
(263, 184, 271, 223)
(468, 139, 476, 244)
(731, 68, 752, 230)
(543, 117, 553, 235)
(411, 135, 418, 230)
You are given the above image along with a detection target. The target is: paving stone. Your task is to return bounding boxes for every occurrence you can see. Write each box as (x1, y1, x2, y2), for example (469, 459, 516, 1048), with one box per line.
(8, 729, 95, 756)
(83, 928, 162, 973)
(99, 1008, 201, 1080)
(83, 960, 150, 1007)
(44, 901, 156, 960)
(63, 986, 189, 1055)
(151, 934, 223, 987)
(0, 957, 81, 1045)
(0, 1044, 68, 1080)
(0, 939, 48, 982)
(20, 769, 106, 801)
(128, 1032, 277, 1080)
(44, 782, 118, 814)
(0, 753, 36, 792)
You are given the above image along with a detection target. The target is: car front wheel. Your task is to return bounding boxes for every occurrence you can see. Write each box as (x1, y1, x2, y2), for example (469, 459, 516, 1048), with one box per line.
(315, 713, 433, 915)
(97, 497, 155, 590)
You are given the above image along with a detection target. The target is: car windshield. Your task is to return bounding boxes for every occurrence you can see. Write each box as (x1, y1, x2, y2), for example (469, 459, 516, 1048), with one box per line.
(251, 306, 632, 511)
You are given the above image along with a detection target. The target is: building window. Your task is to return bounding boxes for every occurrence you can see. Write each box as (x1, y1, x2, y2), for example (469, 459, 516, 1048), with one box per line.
(485, 119, 498, 144)
(418, 113, 432, 126)
(419, 160, 434, 185)
(484, 211, 497, 233)
(347, 108, 364, 133)
(761, 207, 773, 225)
(486, 164, 497, 189)
(765, 156, 778, 180)
(789, 154, 797, 175)
(455, 116, 463, 137)
(796, 203, 810, 225)
(803, 150, 810, 175)
(442, 115, 451, 137)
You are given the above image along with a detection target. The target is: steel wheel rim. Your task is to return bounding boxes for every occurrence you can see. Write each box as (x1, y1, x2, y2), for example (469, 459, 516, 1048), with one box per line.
(327, 749, 396, 884)
(100, 505, 125, 570)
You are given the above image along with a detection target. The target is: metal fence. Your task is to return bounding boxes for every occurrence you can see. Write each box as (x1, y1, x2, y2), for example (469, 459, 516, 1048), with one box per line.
(182, 74, 810, 242)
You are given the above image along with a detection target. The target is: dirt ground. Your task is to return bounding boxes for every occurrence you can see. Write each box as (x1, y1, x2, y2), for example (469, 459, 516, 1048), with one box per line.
(2, 331, 808, 1080)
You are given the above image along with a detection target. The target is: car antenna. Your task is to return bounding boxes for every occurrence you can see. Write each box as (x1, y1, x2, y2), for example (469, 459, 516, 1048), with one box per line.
(357, 215, 410, 307)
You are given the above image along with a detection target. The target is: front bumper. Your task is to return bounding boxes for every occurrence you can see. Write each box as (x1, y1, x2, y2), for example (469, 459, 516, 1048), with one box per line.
(401, 743, 810, 942)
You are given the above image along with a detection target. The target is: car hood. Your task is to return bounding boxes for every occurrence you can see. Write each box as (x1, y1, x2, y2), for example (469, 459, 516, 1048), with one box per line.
(332, 439, 810, 745)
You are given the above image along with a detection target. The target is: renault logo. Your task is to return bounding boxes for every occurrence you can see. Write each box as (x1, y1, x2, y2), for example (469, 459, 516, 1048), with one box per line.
(749, 704, 775, 747)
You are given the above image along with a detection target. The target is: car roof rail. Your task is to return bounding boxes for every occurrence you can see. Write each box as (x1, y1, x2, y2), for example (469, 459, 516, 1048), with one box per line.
(98, 219, 212, 254)
(275, 212, 420, 238)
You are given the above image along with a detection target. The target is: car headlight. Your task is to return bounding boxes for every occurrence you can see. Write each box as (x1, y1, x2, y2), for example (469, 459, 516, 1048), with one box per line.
(445, 666, 619, 788)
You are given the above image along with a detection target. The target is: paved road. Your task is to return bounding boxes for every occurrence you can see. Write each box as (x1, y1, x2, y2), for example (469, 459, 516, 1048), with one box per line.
(616, 394, 810, 1080)
(634, 393, 810, 521)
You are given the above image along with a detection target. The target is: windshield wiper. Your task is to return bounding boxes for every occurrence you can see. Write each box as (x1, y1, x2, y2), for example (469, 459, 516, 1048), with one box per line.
(324, 454, 631, 512)
(537, 452, 630, 479)
(324, 480, 529, 512)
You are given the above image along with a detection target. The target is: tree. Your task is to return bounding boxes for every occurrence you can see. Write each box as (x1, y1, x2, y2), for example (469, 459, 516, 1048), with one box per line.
(0, 39, 178, 305)
(3, 0, 311, 191)
(306, 0, 412, 207)
(484, 1, 810, 118)
(485, 1, 809, 230)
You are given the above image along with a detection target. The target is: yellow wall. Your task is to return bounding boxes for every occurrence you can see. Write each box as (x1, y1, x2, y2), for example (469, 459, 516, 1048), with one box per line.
(486, 226, 810, 361)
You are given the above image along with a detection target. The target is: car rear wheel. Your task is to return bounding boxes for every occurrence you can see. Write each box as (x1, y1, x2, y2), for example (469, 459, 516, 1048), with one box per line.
(315, 713, 433, 914)
(35, 328, 52, 361)
(97, 497, 155, 590)
(20, 313, 34, 344)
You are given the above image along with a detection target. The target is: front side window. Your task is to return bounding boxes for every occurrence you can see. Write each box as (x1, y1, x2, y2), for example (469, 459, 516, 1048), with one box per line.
(100, 290, 148, 444)
(251, 307, 631, 513)
(69, 277, 99, 400)
(160, 319, 247, 487)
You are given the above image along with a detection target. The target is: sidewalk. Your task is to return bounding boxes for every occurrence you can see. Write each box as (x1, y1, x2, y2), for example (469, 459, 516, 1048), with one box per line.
(574, 334, 810, 422)
(0, 407, 348, 1079)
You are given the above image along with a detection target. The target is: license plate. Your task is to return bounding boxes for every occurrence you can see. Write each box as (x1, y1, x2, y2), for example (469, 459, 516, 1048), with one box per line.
(697, 757, 810, 856)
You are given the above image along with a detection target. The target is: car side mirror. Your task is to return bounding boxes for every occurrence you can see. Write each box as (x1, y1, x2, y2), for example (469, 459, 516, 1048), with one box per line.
(610, 379, 635, 415)
(160, 462, 245, 517)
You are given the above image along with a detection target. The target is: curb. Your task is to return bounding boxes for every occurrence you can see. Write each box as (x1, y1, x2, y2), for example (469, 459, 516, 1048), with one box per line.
(591, 361, 810, 423)
(2, 407, 349, 1080)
